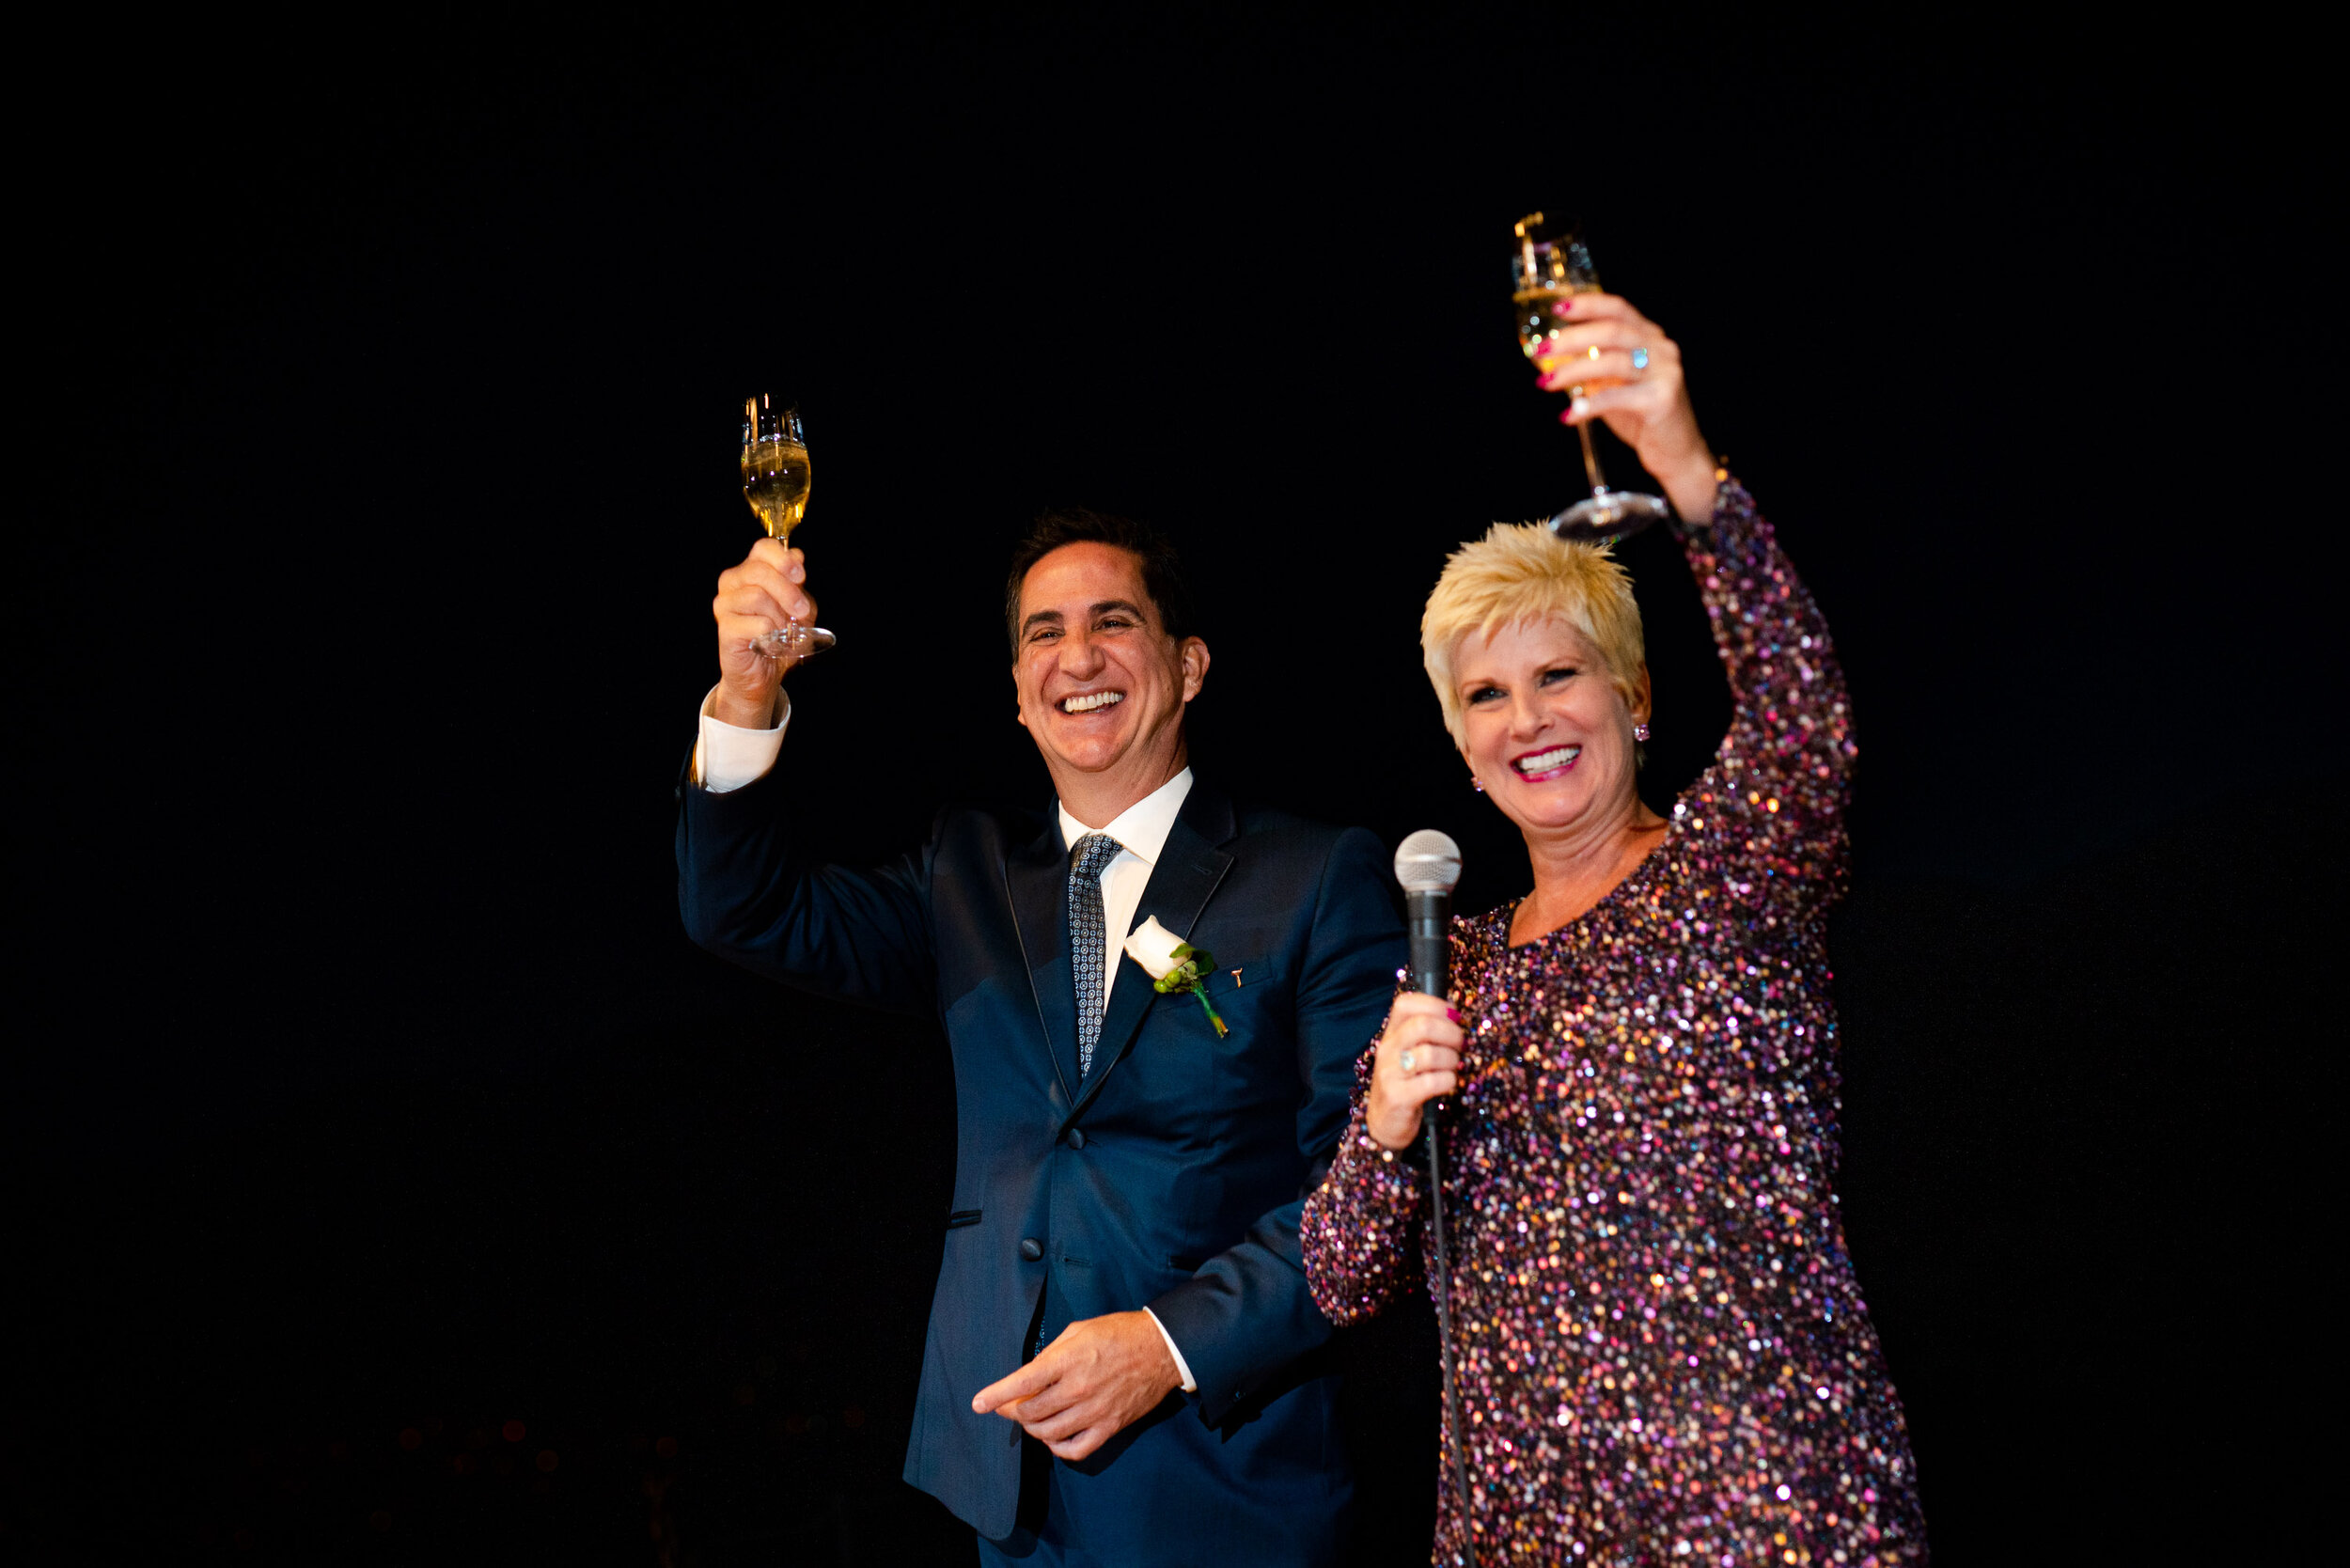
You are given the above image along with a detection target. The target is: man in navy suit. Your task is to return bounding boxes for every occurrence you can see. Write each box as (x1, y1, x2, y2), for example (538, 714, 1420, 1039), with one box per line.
(677, 510, 1405, 1564)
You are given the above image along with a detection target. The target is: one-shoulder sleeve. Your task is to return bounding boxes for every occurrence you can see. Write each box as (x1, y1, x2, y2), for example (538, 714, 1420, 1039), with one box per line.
(1300, 1008, 1427, 1325)
(1677, 478, 1856, 885)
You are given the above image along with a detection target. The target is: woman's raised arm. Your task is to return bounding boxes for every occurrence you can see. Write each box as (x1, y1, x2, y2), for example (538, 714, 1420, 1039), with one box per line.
(1534, 290, 1855, 810)
(1673, 481, 1859, 891)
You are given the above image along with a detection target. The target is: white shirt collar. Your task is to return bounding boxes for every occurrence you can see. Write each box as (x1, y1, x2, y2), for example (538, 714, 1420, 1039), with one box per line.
(1057, 767, 1194, 866)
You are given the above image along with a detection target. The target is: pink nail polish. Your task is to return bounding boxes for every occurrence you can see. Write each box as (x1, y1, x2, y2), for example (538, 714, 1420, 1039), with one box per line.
(1553, 299, 1574, 316)
(1447, 1007, 1463, 1024)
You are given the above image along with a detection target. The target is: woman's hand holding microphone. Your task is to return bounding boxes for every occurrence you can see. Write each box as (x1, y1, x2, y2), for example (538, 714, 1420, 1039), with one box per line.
(1367, 993, 1467, 1152)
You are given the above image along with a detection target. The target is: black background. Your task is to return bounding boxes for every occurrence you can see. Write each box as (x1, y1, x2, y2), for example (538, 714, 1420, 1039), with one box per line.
(12, 7, 2340, 1564)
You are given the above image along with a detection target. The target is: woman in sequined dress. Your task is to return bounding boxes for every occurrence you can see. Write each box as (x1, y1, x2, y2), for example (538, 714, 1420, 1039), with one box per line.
(1300, 290, 1928, 1567)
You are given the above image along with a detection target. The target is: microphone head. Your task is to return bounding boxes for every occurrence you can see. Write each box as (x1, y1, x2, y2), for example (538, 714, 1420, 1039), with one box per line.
(1394, 830, 1463, 895)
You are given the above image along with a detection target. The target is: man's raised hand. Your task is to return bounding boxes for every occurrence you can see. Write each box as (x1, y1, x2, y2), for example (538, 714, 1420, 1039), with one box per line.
(711, 539, 817, 728)
(970, 1310, 1183, 1461)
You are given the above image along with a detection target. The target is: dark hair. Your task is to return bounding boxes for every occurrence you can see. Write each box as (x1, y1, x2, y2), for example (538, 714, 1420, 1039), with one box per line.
(1003, 508, 1197, 659)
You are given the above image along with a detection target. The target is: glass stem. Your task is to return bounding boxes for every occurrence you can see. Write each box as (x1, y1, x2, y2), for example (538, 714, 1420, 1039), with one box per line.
(777, 526, 799, 632)
(1576, 417, 1609, 495)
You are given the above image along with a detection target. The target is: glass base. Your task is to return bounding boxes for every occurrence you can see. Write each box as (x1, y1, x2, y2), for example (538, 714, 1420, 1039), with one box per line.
(1548, 489, 1673, 544)
(751, 623, 837, 661)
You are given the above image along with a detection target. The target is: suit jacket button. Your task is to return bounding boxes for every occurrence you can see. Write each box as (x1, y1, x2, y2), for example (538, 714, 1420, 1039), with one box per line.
(1065, 1127, 1086, 1150)
(1019, 1237, 1043, 1262)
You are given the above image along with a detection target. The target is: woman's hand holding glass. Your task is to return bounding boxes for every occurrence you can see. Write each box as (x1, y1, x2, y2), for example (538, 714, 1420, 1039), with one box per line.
(1368, 993, 1467, 1151)
(711, 539, 820, 729)
(1534, 291, 1721, 525)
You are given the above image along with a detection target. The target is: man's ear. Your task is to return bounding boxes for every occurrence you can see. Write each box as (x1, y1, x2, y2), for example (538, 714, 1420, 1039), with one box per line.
(1013, 663, 1029, 729)
(1179, 637, 1211, 702)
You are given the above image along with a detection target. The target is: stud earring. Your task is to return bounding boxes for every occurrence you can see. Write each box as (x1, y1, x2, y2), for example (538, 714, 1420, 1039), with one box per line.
(1470, 774, 1485, 793)
(1634, 721, 1651, 743)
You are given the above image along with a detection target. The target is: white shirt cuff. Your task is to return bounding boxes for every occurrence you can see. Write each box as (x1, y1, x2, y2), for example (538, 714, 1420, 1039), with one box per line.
(692, 685, 791, 793)
(1143, 1307, 1198, 1394)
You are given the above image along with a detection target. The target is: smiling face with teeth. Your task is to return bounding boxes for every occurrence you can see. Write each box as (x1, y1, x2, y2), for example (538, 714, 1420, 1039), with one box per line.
(1455, 613, 1653, 842)
(1012, 541, 1210, 826)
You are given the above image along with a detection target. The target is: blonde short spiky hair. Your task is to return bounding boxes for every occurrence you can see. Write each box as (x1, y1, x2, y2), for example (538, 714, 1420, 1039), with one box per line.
(1421, 523, 1647, 753)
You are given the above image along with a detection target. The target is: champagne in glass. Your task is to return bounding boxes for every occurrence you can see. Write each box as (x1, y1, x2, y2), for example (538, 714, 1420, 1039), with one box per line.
(744, 431, 809, 540)
(1511, 213, 1672, 542)
(742, 394, 835, 660)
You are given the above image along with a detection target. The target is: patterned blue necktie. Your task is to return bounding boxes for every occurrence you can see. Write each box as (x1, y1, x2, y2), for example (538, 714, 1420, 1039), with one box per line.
(1067, 833, 1124, 1079)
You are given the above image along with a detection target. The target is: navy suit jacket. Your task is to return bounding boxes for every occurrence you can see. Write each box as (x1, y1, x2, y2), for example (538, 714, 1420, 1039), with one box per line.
(677, 766, 1404, 1559)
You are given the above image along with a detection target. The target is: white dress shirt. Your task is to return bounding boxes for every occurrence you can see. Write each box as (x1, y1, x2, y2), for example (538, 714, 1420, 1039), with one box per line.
(691, 689, 1200, 1392)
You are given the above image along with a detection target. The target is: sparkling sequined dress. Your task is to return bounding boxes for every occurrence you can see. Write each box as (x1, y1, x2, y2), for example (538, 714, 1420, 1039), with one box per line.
(1302, 484, 1927, 1567)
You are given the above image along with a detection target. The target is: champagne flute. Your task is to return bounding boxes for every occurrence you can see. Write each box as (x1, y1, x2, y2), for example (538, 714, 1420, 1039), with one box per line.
(742, 393, 835, 660)
(1512, 213, 1674, 542)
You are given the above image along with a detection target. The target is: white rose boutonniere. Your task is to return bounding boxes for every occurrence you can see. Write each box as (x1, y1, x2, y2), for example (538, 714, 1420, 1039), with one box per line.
(1122, 917, 1230, 1038)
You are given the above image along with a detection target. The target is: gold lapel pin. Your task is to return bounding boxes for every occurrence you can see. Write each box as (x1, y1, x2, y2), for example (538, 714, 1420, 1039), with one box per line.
(1230, 969, 1244, 988)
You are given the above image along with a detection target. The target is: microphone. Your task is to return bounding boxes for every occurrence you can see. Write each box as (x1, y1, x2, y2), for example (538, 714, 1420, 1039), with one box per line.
(1394, 829, 1462, 998)
(1391, 828, 1478, 1566)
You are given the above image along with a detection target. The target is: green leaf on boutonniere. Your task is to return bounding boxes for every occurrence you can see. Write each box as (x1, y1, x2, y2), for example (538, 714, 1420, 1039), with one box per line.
(1151, 942, 1230, 1038)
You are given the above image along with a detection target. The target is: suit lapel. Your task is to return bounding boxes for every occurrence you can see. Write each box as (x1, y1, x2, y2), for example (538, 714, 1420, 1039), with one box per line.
(1060, 787, 1237, 1129)
(1003, 815, 1079, 1107)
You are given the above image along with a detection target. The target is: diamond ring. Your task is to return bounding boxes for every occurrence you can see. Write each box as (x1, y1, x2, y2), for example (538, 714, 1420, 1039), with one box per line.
(1399, 1049, 1417, 1074)
(1631, 346, 1651, 371)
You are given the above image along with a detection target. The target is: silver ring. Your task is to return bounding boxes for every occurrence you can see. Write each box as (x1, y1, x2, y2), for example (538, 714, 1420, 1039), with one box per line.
(1399, 1049, 1417, 1074)
(1630, 346, 1651, 371)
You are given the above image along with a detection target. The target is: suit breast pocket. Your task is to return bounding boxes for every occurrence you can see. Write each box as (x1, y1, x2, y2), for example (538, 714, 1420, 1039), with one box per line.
(1200, 953, 1281, 1001)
